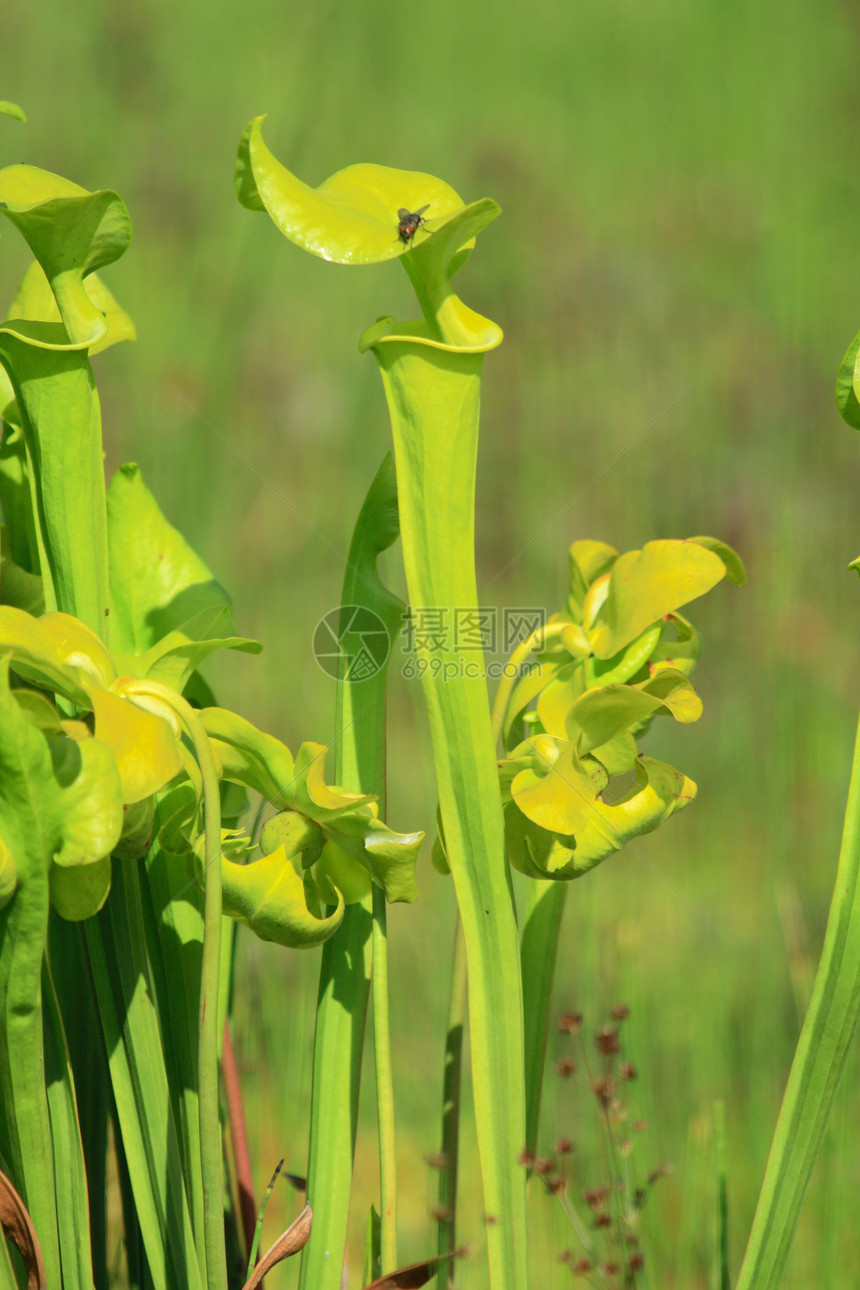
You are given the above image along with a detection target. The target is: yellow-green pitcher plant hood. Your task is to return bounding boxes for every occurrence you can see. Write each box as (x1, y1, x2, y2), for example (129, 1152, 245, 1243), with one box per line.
(0, 166, 134, 635)
(0, 165, 131, 351)
(235, 116, 502, 352)
(236, 115, 465, 266)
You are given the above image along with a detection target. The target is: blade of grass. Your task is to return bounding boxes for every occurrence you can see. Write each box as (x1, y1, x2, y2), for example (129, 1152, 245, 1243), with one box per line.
(247, 1158, 283, 1281)
(41, 955, 95, 1290)
(734, 712, 860, 1290)
(122, 682, 228, 1290)
(714, 1100, 729, 1290)
(47, 917, 109, 1290)
(86, 859, 203, 1290)
(223, 1019, 257, 1263)
(520, 880, 568, 1157)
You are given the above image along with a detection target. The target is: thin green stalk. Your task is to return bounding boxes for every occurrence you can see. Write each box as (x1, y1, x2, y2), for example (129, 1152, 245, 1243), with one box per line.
(437, 922, 467, 1290)
(372, 884, 398, 1273)
(247, 1160, 283, 1281)
(223, 1020, 257, 1262)
(714, 1100, 729, 1290)
(299, 456, 402, 1290)
(735, 711, 860, 1290)
(126, 681, 226, 1290)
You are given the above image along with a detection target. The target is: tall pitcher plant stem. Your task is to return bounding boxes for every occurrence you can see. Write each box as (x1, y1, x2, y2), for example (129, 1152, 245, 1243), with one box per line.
(236, 119, 528, 1290)
(363, 333, 528, 1288)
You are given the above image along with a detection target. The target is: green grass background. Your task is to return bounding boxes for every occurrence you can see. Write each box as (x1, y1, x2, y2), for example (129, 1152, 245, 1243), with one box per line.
(5, 0, 860, 1284)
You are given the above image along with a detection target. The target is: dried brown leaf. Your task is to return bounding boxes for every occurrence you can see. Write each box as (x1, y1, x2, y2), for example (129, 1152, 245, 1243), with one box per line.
(241, 1204, 313, 1290)
(361, 1251, 456, 1289)
(0, 1169, 46, 1290)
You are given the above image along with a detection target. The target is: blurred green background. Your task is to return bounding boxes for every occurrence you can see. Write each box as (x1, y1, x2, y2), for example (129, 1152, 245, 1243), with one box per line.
(6, 0, 860, 1284)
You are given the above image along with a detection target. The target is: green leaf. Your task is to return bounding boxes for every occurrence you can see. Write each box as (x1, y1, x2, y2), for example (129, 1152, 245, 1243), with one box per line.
(506, 755, 696, 880)
(0, 529, 43, 614)
(236, 116, 467, 265)
(87, 686, 183, 805)
(0, 103, 26, 124)
(687, 535, 746, 586)
(221, 844, 344, 947)
(49, 854, 111, 921)
(589, 729, 637, 776)
(85, 860, 204, 1290)
(589, 539, 727, 660)
(259, 810, 325, 868)
(42, 958, 97, 1290)
(0, 657, 122, 896)
(0, 607, 184, 806)
(648, 610, 701, 676)
(0, 608, 102, 702)
(364, 1205, 382, 1287)
(567, 539, 618, 614)
(203, 719, 422, 905)
(300, 456, 404, 1290)
(571, 668, 702, 754)
(0, 167, 130, 349)
(520, 880, 568, 1158)
(107, 463, 243, 653)
(114, 630, 261, 692)
(836, 327, 860, 429)
(509, 735, 603, 835)
(734, 715, 860, 1290)
(0, 651, 124, 1290)
(0, 837, 14, 910)
(113, 797, 156, 860)
(7, 260, 136, 356)
(584, 620, 663, 687)
(535, 660, 585, 739)
(0, 427, 38, 574)
(201, 706, 296, 804)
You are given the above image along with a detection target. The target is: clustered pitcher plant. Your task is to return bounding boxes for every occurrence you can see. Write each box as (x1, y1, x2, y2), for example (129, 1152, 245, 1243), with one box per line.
(3, 95, 860, 1290)
(233, 116, 740, 1290)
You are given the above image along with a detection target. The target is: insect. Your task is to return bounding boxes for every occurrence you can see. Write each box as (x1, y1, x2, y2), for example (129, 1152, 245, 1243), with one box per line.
(396, 204, 430, 246)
